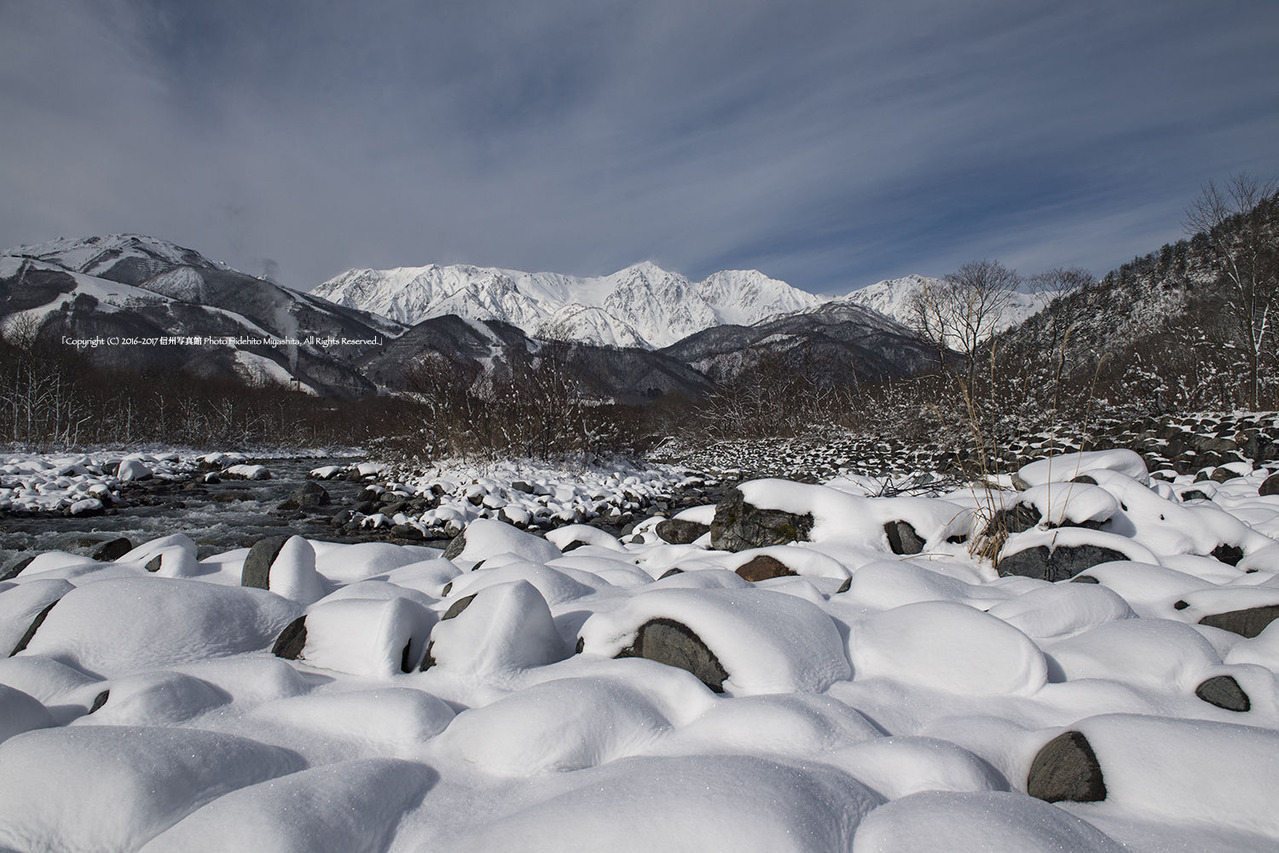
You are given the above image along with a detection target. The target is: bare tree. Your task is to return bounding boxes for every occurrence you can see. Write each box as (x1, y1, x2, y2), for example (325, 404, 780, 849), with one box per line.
(908, 259, 1021, 389)
(1184, 173, 1279, 409)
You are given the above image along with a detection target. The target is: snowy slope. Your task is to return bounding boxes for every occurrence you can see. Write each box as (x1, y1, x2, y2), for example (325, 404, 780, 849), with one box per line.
(843, 275, 1056, 340)
(0, 235, 398, 398)
(315, 261, 823, 349)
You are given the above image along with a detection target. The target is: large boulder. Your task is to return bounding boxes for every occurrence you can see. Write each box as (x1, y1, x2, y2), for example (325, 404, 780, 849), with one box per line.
(656, 517, 710, 545)
(1027, 730, 1106, 803)
(277, 481, 330, 510)
(997, 544, 1129, 582)
(710, 488, 814, 552)
(617, 619, 730, 693)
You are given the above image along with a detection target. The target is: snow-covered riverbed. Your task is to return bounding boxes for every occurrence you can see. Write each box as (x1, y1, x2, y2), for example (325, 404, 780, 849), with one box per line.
(2, 448, 1278, 851)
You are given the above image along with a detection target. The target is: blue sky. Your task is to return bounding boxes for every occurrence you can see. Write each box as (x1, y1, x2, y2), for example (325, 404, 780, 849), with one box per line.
(2, 0, 1276, 295)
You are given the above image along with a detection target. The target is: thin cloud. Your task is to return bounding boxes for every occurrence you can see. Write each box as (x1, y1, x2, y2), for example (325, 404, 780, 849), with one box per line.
(1, 1, 1276, 296)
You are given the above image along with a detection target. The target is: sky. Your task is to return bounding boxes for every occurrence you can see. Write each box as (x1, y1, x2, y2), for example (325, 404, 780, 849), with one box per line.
(1, 0, 1276, 296)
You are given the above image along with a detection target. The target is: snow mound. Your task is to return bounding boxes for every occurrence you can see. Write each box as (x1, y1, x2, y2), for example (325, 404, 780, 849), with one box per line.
(852, 790, 1124, 853)
(439, 754, 882, 853)
(17, 577, 302, 677)
(0, 726, 304, 852)
(850, 601, 1048, 696)
(578, 587, 850, 695)
(139, 758, 435, 853)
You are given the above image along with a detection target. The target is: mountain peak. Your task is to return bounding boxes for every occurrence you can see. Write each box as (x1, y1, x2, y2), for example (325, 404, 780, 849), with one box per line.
(315, 260, 824, 349)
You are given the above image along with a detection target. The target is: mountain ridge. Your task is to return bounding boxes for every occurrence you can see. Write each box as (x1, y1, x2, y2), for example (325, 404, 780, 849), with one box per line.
(313, 261, 825, 349)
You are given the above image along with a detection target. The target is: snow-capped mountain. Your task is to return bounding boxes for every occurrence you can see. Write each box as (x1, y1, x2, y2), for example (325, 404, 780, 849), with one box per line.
(314, 261, 824, 349)
(1, 235, 399, 397)
(842, 275, 1055, 340)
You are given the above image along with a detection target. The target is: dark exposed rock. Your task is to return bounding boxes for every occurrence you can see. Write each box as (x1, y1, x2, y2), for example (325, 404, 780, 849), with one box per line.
(655, 518, 711, 545)
(271, 616, 308, 659)
(418, 641, 436, 672)
(734, 555, 797, 582)
(1198, 604, 1279, 639)
(1027, 730, 1106, 803)
(278, 481, 330, 510)
(616, 617, 729, 693)
(441, 594, 477, 621)
(984, 504, 1041, 537)
(1181, 489, 1210, 502)
(1210, 544, 1244, 566)
(709, 488, 813, 553)
(1071, 574, 1100, 584)
(1195, 675, 1251, 712)
(145, 555, 163, 573)
(89, 690, 110, 713)
(443, 530, 467, 561)
(835, 577, 852, 594)
(391, 523, 426, 540)
(0, 554, 37, 581)
(511, 481, 534, 494)
(997, 544, 1128, 583)
(1260, 472, 1279, 496)
(241, 535, 291, 589)
(90, 537, 133, 561)
(883, 520, 926, 555)
(658, 568, 684, 579)
(10, 600, 59, 656)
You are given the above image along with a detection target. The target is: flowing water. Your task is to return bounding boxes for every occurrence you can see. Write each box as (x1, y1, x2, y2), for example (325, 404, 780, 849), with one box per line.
(1, 457, 373, 568)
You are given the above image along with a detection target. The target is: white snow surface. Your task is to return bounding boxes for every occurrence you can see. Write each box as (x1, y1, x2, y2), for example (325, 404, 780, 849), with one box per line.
(2, 448, 1279, 850)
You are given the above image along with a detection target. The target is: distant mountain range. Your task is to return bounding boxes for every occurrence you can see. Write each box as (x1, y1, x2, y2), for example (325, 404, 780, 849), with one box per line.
(313, 262, 824, 349)
(1, 234, 1056, 402)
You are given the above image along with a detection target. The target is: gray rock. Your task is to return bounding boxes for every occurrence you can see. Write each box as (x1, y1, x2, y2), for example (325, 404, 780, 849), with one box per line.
(734, 555, 797, 582)
(997, 544, 1128, 583)
(983, 504, 1040, 537)
(91, 538, 132, 562)
(1195, 675, 1251, 712)
(271, 616, 308, 659)
(241, 535, 291, 589)
(1210, 544, 1244, 566)
(10, 600, 59, 656)
(0, 554, 36, 582)
(89, 690, 110, 713)
(443, 530, 467, 561)
(1198, 604, 1279, 639)
(1027, 730, 1106, 803)
(511, 481, 534, 494)
(278, 481, 330, 510)
(1261, 472, 1279, 496)
(391, 523, 425, 540)
(441, 594, 477, 621)
(616, 618, 729, 693)
(656, 517, 711, 545)
(709, 489, 813, 553)
(654, 516, 716, 544)
(883, 520, 926, 555)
